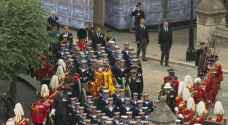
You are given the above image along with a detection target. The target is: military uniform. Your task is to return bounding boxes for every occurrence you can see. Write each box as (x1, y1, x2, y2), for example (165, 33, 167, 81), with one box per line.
(129, 66, 144, 98)
(31, 99, 50, 125)
(6, 103, 29, 125)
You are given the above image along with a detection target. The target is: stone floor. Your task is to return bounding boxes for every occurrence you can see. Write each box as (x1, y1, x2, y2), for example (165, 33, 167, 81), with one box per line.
(99, 27, 228, 119)
(140, 59, 228, 118)
(72, 27, 228, 118)
(109, 28, 228, 71)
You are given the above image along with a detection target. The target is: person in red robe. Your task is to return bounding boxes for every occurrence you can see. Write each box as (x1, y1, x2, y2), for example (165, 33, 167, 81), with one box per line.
(204, 67, 219, 105)
(214, 57, 223, 90)
(6, 103, 29, 125)
(192, 78, 206, 104)
(31, 84, 50, 125)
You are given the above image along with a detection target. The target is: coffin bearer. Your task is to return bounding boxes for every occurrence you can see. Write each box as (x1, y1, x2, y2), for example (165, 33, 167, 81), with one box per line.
(159, 21, 173, 67)
(136, 18, 149, 61)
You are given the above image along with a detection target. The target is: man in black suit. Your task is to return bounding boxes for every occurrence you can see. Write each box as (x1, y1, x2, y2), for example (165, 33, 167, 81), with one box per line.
(59, 26, 73, 44)
(91, 26, 105, 50)
(47, 11, 59, 31)
(158, 21, 173, 66)
(136, 18, 149, 61)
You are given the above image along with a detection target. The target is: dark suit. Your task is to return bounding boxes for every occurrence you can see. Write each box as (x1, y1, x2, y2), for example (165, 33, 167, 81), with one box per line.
(48, 15, 59, 30)
(91, 32, 105, 50)
(136, 25, 149, 59)
(158, 26, 173, 66)
(59, 32, 73, 44)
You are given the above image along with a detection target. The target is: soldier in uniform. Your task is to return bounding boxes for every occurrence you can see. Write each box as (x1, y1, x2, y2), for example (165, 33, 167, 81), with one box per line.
(122, 42, 131, 60)
(204, 67, 220, 105)
(78, 59, 90, 90)
(50, 90, 71, 125)
(6, 103, 29, 125)
(143, 94, 153, 113)
(160, 68, 179, 97)
(59, 26, 73, 44)
(31, 84, 50, 125)
(49, 75, 60, 91)
(192, 78, 205, 104)
(214, 56, 223, 85)
(55, 63, 66, 83)
(77, 28, 88, 51)
(96, 89, 109, 112)
(72, 73, 82, 99)
(103, 98, 118, 117)
(129, 65, 144, 98)
(113, 59, 128, 90)
(92, 27, 105, 50)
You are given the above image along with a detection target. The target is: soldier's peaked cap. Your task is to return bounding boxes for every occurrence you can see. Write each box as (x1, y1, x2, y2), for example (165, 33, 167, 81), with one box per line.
(167, 68, 175, 73)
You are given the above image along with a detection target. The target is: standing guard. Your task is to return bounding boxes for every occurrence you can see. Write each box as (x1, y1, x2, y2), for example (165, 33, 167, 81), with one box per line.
(31, 84, 50, 125)
(6, 103, 29, 125)
(77, 28, 88, 51)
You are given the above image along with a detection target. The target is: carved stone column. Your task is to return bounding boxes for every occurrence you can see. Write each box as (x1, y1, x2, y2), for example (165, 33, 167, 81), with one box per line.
(196, 0, 226, 45)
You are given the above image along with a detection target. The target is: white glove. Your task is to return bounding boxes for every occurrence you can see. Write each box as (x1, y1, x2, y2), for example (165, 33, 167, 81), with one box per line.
(43, 119, 47, 125)
(50, 109, 56, 116)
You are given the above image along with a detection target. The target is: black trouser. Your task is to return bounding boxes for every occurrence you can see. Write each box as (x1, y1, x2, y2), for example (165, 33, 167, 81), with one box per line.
(137, 40, 148, 59)
(160, 46, 170, 66)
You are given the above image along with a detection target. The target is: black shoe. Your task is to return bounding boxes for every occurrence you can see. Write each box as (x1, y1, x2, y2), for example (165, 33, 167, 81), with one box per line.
(142, 58, 147, 61)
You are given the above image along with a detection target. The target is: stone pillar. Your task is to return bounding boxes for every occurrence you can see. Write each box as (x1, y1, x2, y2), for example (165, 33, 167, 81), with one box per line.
(196, 0, 226, 45)
(93, 0, 105, 27)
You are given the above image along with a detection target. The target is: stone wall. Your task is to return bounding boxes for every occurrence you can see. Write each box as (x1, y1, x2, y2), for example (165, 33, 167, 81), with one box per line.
(105, 0, 198, 30)
(42, 0, 94, 29)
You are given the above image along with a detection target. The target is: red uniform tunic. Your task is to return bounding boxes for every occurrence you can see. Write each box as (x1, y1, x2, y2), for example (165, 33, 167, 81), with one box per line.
(31, 99, 50, 124)
(77, 39, 87, 51)
(192, 85, 206, 104)
(204, 79, 219, 104)
(171, 80, 179, 93)
(182, 109, 195, 122)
